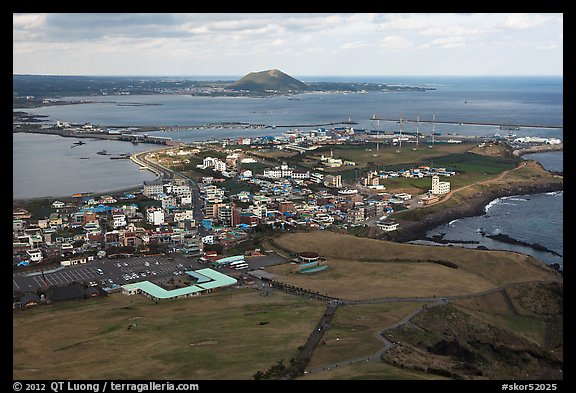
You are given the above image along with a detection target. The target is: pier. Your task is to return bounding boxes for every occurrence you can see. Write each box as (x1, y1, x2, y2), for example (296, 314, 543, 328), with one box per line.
(512, 143, 563, 157)
(108, 120, 358, 132)
(369, 116, 563, 130)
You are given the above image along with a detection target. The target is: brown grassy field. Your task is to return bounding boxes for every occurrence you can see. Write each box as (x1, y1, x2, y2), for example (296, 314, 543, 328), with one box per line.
(13, 288, 326, 380)
(298, 359, 449, 380)
(307, 302, 423, 369)
(266, 232, 558, 300)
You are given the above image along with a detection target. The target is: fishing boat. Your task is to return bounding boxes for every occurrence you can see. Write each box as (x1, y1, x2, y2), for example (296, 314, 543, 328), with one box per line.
(71, 140, 86, 148)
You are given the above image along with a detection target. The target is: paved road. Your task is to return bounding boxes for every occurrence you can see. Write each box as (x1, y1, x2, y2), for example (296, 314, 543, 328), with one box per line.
(132, 149, 204, 223)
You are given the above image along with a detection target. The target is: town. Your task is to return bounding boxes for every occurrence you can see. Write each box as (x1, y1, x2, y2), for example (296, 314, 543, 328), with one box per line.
(12, 127, 463, 268)
(14, 117, 566, 305)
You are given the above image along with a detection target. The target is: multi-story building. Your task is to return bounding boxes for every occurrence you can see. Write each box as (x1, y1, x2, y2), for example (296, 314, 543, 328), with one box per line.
(173, 209, 194, 223)
(143, 179, 167, 197)
(217, 204, 240, 227)
(146, 208, 165, 226)
(347, 207, 365, 224)
(292, 170, 310, 179)
(177, 192, 193, 205)
(161, 194, 177, 210)
(310, 172, 324, 183)
(112, 214, 127, 229)
(431, 175, 450, 195)
(214, 160, 227, 172)
(324, 174, 342, 188)
(263, 168, 283, 179)
(263, 162, 297, 179)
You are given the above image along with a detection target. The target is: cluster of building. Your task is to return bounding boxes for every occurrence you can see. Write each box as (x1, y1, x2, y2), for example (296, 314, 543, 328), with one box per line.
(13, 122, 461, 269)
(12, 175, 202, 268)
(197, 170, 410, 232)
(511, 136, 562, 145)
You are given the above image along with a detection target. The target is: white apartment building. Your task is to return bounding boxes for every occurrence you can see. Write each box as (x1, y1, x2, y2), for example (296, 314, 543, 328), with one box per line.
(143, 180, 166, 197)
(431, 175, 451, 195)
(173, 210, 194, 222)
(112, 214, 127, 228)
(146, 208, 165, 226)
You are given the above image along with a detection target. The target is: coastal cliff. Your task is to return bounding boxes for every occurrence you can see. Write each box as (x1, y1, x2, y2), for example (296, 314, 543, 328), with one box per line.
(387, 180, 563, 243)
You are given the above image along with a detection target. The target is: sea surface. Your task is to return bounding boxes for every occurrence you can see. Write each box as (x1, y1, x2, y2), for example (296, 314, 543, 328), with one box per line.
(13, 133, 157, 199)
(16, 76, 563, 142)
(410, 189, 563, 268)
(13, 76, 563, 266)
(409, 149, 563, 267)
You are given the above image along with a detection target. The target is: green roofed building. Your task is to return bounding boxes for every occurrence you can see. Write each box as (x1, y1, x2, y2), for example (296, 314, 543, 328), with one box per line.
(121, 268, 237, 301)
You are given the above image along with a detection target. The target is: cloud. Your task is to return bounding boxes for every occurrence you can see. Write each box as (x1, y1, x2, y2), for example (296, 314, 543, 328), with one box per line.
(13, 13, 563, 76)
(339, 40, 369, 50)
(536, 43, 559, 50)
(419, 25, 495, 37)
(502, 13, 555, 30)
(420, 36, 466, 49)
(378, 35, 413, 50)
(13, 13, 46, 29)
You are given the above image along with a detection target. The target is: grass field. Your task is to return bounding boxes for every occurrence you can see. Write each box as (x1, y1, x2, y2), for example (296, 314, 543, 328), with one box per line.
(308, 143, 475, 168)
(265, 232, 558, 300)
(298, 359, 449, 380)
(306, 302, 424, 369)
(13, 288, 326, 380)
(453, 282, 563, 349)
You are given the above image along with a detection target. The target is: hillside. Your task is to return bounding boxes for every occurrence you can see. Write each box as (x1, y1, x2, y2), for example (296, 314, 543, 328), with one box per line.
(264, 231, 562, 380)
(229, 69, 309, 92)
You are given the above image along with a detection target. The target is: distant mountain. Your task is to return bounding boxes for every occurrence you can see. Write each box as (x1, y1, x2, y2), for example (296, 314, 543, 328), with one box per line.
(229, 69, 309, 92)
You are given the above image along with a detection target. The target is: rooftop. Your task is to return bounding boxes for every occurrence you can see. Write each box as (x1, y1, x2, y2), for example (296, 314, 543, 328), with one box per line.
(122, 268, 237, 300)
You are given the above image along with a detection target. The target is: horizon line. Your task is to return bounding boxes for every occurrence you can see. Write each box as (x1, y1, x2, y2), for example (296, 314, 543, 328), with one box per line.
(13, 73, 563, 78)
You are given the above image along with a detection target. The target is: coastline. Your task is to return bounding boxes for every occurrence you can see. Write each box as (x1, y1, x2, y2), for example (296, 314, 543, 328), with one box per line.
(12, 184, 145, 205)
(388, 181, 563, 243)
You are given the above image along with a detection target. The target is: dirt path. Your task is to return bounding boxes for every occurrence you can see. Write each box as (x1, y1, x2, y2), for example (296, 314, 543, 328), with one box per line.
(300, 279, 559, 376)
(435, 161, 528, 205)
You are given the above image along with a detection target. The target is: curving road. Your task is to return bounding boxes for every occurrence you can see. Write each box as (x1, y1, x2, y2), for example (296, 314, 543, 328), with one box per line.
(131, 149, 204, 222)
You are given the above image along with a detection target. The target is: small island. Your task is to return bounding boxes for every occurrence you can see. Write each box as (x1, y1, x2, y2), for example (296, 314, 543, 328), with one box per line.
(13, 71, 434, 108)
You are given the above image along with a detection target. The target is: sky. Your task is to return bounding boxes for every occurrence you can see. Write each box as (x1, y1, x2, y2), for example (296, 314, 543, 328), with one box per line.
(13, 13, 563, 77)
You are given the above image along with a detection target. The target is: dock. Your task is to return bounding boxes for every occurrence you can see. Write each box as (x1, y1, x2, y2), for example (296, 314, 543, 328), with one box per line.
(512, 143, 563, 157)
(369, 116, 562, 130)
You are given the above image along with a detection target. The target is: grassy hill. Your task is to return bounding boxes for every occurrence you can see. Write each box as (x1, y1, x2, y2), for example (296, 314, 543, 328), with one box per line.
(264, 231, 562, 380)
(229, 69, 308, 92)
(266, 231, 558, 299)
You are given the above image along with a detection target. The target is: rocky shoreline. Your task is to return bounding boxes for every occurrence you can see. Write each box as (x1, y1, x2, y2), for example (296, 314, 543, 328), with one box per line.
(484, 233, 562, 257)
(387, 181, 563, 243)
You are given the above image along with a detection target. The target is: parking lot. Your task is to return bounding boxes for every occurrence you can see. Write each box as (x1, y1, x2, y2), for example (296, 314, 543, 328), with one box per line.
(13, 252, 287, 293)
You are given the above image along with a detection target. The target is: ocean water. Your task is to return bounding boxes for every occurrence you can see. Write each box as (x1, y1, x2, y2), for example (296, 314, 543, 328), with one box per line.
(13, 133, 157, 199)
(13, 76, 563, 266)
(16, 76, 563, 143)
(411, 190, 563, 268)
(410, 149, 563, 267)
(522, 151, 563, 173)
